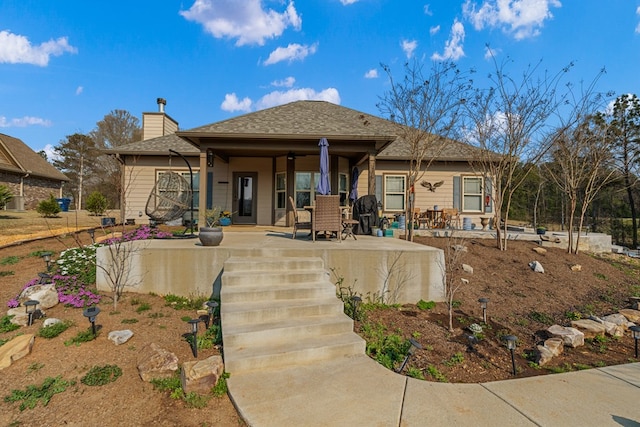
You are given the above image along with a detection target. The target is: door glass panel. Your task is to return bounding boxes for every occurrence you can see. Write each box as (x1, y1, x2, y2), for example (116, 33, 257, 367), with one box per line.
(236, 176, 253, 217)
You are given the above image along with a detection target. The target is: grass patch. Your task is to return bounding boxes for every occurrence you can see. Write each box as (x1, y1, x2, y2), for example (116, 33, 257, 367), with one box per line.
(150, 370, 228, 408)
(0, 315, 20, 333)
(406, 366, 425, 380)
(64, 329, 97, 346)
(81, 365, 122, 386)
(0, 255, 20, 265)
(0, 271, 15, 277)
(4, 376, 75, 411)
(136, 302, 152, 313)
(444, 352, 465, 367)
(27, 363, 44, 372)
(121, 318, 139, 324)
(164, 294, 210, 311)
(426, 365, 447, 382)
(38, 321, 73, 339)
(416, 300, 436, 310)
(528, 311, 554, 325)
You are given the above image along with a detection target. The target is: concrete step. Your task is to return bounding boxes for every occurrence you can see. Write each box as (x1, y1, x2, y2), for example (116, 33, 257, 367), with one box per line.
(223, 332, 366, 374)
(221, 281, 336, 303)
(222, 269, 328, 287)
(223, 256, 325, 273)
(223, 315, 355, 348)
(221, 297, 344, 325)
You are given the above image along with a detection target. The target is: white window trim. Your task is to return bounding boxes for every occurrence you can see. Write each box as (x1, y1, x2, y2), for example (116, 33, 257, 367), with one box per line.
(383, 174, 406, 212)
(462, 175, 483, 213)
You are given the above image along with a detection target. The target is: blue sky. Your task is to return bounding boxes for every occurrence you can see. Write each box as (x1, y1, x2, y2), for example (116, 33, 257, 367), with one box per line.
(1, 0, 640, 156)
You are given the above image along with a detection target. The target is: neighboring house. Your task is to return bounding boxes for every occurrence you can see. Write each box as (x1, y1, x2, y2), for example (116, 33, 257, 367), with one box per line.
(0, 133, 69, 210)
(109, 100, 494, 228)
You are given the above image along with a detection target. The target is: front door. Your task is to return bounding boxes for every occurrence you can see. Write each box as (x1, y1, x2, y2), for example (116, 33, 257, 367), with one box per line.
(232, 172, 257, 224)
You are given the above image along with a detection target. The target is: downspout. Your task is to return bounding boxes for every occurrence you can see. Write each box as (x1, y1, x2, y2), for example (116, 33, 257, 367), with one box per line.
(114, 154, 125, 224)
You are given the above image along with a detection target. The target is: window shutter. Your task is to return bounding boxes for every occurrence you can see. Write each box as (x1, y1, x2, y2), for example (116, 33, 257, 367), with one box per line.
(453, 176, 461, 210)
(375, 175, 383, 207)
(484, 178, 493, 213)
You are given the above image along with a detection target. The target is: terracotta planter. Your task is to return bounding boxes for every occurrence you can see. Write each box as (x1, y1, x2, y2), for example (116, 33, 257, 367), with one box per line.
(198, 227, 224, 246)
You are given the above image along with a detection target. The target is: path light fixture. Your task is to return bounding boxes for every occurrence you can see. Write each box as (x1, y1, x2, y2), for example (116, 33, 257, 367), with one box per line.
(396, 338, 422, 374)
(630, 325, 640, 359)
(203, 301, 219, 329)
(87, 228, 95, 243)
(83, 306, 101, 337)
(351, 295, 362, 320)
(187, 318, 200, 357)
(478, 297, 489, 323)
(24, 300, 39, 326)
(41, 252, 53, 271)
(38, 272, 51, 285)
(503, 335, 518, 376)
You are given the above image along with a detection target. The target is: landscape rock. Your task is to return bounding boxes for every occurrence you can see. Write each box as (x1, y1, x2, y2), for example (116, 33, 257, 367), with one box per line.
(462, 264, 474, 274)
(570, 264, 582, 272)
(108, 330, 134, 345)
(6, 307, 30, 326)
(536, 344, 555, 366)
(619, 309, 640, 323)
(602, 313, 635, 330)
(547, 325, 585, 348)
(532, 247, 547, 255)
(452, 245, 468, 253)
(0, 334, 35, 370)
(570, 319, 606, 339)
(588, 316, 625, 337)
(137, 343, 179, 382)
(181, 355, 224, 394)
(544, 337, 564, 357)
(43, 318, 62, 327)
(19, 284, 59, 309)
(529, 260, 544, 273)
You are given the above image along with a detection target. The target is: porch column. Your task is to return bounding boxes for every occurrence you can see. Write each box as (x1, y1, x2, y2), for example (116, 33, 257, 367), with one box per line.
(368, 154, 376, 195)
(286, 155, 295, 226)
(198, 150, 207, 228)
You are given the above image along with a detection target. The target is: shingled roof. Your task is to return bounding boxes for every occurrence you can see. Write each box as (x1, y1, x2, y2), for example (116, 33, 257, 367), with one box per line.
(0, 133, 69, 181)
(104, 133, 198, 155)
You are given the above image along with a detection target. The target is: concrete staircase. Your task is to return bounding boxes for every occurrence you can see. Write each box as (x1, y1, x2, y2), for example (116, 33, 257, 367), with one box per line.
(220, 256, 365, 375)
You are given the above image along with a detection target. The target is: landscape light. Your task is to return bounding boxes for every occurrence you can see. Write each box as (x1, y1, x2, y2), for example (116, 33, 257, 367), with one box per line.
(41, 252, 53, 271)
(88, 228, 95, 243)
(478, 297, 489, 323)
(203, 301, 219, 329)
(188, 319, 200, 358)
(24, 300, 39, 326)
(503, 335, 518, 376)
(396, 338, 422, 374)
(38, 272, 51, 285)
(351, 295, 362, 320)
(630, 326, 640, 359)
(83, 306, 101, 336)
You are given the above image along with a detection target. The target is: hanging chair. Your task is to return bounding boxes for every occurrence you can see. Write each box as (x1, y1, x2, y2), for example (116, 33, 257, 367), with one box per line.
(145, 171, 192, 223)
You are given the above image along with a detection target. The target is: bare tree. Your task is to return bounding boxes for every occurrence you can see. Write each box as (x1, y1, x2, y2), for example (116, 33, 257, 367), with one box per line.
(378, 60, 471, 241)
(437, 232, 469, 333)
(464, 53, 571, 250)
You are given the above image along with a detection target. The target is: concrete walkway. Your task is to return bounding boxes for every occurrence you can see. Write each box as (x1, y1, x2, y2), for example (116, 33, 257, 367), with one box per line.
(228, 356, 640, 426)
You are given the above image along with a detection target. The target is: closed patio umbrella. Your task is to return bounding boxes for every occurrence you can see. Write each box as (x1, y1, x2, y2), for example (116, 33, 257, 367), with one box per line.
(349, 166, 359, 204)
(316, 137, 331, 195)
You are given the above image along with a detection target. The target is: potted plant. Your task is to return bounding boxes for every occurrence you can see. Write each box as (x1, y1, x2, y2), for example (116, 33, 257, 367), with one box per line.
(219, 210, 232, 226)
(536, 226, 547, 235)
(198, 207, 224, 246)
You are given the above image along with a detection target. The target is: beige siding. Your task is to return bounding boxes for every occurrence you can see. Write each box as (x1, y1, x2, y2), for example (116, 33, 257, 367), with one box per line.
(142, 113, 179, 140)
(227, 157, 274, 225)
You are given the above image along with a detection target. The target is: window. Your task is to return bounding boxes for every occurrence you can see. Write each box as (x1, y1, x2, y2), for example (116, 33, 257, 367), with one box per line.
(338, 173, 348, 206)
(157, 170, 199, 209)
(462, 176, 483, 212)
(294, 172, 320, 208)
(275, 172, 286, 209)
(384, 174, 406, 211)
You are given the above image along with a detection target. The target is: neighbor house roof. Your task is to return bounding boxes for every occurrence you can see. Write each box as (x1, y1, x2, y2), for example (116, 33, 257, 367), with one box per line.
(104, 133, 198, 156)
(0, 133, 69, 181)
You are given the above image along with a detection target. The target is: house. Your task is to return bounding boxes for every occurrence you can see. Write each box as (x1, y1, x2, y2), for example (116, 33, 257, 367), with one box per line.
(0, 133, 69, 210)
(109, 99, 494, 229)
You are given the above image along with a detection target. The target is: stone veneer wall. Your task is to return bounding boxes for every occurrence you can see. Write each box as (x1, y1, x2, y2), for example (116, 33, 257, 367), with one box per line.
(0, 172, 63, 210)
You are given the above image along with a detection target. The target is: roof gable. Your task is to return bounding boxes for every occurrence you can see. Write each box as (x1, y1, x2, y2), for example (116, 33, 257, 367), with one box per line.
(0, 133, 69, 181)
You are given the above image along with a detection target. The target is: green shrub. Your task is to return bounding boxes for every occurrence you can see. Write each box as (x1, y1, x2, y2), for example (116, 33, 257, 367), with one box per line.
(417, 300, 436, 310)
(360, 322, 411, 370)
(64, 328, 97, 346)
(0, 315, 20, 333)
(4, 376, 75, 411)
(36, 194, 61, 218)
(0, 184, 12, 209)
(38, 321, 73, 339)
(85, 191, 108, 215)
(164, 294, 211, 311)
(81, 365, 122, 386)
(426, 365, 447, 382)
(0, 256, 20, 265)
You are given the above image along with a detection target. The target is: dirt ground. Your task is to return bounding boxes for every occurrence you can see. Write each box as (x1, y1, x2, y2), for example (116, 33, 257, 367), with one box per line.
(1, 212, 639, 425)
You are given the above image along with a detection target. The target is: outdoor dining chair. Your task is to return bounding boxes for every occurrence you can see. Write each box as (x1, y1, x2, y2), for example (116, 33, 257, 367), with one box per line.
(288, 196, 312, 239)
(313, 195, 342, 242)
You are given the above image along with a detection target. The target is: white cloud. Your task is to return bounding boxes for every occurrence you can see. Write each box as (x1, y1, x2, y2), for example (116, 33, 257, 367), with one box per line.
(221, 93, 252, 112)
(340, 0, 359, 4)
(364, 69, 378, 79)
(256, 87, 340, 110)
(636, 6, 640, 34)
(401, 39, 418, 59)
(424, 4, 433, 16)
(180, 0, 301, 46)
(431, 19, 465, 61)
(430, 25, 440, 35)
(463, 0, 561, 40)
(0, 30, 77, 66)
(0, 115, 52, 128)
(484, 45, 501, 59)
(75, 86, 84, 95)
(264, 43, 318, 65)
(271, 76, 296, 87)
(43, 144, 61, 162)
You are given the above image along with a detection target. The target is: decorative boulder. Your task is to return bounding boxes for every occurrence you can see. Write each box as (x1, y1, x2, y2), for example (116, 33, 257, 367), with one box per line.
(602, 313, 635, 330)
(43, 318, 62, 327)
(529, 261, 544, 273)
(536, 344, 555, 366)
(108, 330, 134, 345)
(532, 247, 547, 255)
(619, 309, 640, 324)
(137, 343, 179, 382)
(570, 319, 607, 339)
(570, 264, 582, 272)
(588, 316, 625, 337)
(462, 264, 474, 274)
(547, 325, 584, 348)
(544, 337, 564, 357)
(19, 284, 59, 309)
(0, 334, 35, 370)
(181, 355, 225, 395)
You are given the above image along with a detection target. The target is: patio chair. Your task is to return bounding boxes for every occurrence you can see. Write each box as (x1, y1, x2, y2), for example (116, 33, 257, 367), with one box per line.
(442, 208, 461, 229)
(288, 196, 312, 239)
(313, 195, 342, 242)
